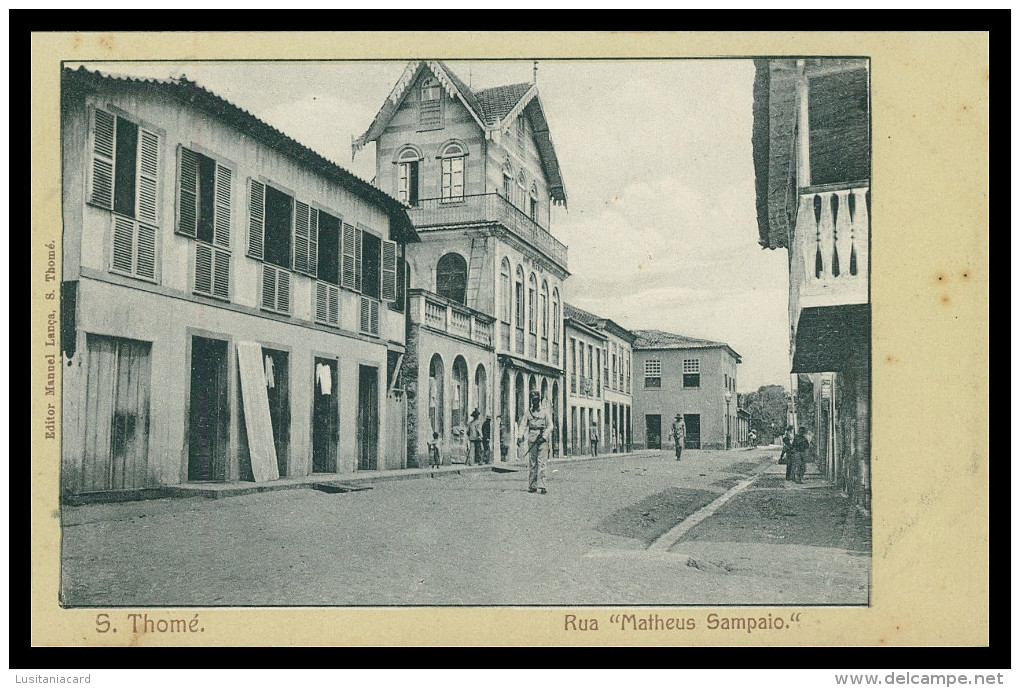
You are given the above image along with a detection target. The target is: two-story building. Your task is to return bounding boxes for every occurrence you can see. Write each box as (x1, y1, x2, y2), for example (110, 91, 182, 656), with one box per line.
(354, 61, 569, 466)
(751, 58, 871, 508)
(59, 67, 418, 497)
(563, 303, 635, 456)
(631, 330, 741, 451)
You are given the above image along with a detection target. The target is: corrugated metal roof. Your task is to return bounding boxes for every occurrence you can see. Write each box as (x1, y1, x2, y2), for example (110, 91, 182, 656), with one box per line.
(63, 66, 419, 244)
(632, 329, 741, 361)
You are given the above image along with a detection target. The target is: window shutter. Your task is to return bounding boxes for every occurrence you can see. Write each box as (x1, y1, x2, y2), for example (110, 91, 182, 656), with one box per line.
(195, 243, 214, 294)
(277, 269, 291, 313)
(177, 147, 198, 237)
(248, 179, 265, 259)
(360, 296, 380, 335)
(261, 263, 276, 310)
(308, 208, 318, 278)
(135, 223, 157, 279)
(381, 239, 397, 302)
(89, 108, 115, 209)
(329, 284, 339, 324)
(370, 298, 379, 334)
(354, 226, 363, 292)
(293, 200, 310, 274)
(111, 216, 134, 273)
(341, 222, 356, 289)
(136, 128, 160, 225)
(212, 249, 230, 299)
(213, 164, 231, 249)
(315, 281, 329, 323)
(261, 264, 291, 314)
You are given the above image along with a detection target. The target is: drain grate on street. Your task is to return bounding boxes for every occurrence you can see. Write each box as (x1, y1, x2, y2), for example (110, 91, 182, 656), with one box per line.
(596, 487, 720, 546)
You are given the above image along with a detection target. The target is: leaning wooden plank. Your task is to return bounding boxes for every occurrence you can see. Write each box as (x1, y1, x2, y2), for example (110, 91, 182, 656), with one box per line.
(236, 341, 280, 482)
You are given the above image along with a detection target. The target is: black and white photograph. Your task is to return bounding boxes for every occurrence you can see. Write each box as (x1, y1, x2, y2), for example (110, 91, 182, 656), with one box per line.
(55, 55, 873, 608)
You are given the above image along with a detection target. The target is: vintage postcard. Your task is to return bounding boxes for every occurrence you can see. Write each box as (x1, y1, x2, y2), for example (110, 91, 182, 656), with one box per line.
(30, 31, 989, 647)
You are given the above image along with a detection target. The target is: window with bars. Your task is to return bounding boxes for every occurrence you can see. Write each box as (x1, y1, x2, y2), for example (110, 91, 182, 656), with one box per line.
(683, 358, 701, 388)
(89, 107, 161, 282)
(178, 147, 232, 300)
(644, 359, 661, 389)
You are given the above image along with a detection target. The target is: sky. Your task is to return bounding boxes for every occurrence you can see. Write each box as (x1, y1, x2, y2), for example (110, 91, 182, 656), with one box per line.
(72, 59, 790, 392)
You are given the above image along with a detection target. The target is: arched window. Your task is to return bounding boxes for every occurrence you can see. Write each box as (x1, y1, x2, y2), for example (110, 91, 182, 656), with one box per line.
(517, 171, 527, 210)
(439, 142, 465, 202)
(419, 77, 443, 128)
(529, 183, 539, 222)
(396, 147, 421, 206)
(502, 161, 514, 201)
(528, 273, 538, 334)
(551, 288, 560, 344)
(429, 354, 445, 439)
(500, 258, 512, 324)
(452, 356, 469, 430)
(474, 364, 487, 420)
(514, 265, 525, 354)
(541, 280, 549, 339)
(436, 252, 467, 304)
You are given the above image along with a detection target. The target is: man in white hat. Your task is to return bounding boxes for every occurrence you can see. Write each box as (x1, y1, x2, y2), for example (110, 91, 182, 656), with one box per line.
(517, 390, 552, 494)
(671, 414, 686, 461)
(467, 409, 484, 466)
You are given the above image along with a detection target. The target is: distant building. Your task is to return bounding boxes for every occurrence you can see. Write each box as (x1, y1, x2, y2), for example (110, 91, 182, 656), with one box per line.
(631, 330, 741, 451)
(59, 67, 417, 497)
(562, 303, 635, 456)
(751, 58, 871, 508)
(355, 61, 568, 466)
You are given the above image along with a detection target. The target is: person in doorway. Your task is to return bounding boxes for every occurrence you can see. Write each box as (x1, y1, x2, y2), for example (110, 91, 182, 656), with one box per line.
(427, 432, 442, 469)
(781, 425, 795, 479)
(467, 410, 484, 466)
(517, 391, 552, 494)
(589, 421, 600, 458)
(790, 426, 810, 484)
(481, 416, 492, 465)
(671, 414, 686, 461)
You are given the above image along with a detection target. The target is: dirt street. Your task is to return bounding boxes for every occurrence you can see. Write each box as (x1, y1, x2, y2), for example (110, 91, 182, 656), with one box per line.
(60, 448, 870, 607)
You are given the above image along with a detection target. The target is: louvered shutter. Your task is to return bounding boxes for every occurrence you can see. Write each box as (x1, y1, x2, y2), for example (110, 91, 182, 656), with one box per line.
(212, 249, 230, 299)
(135, 223, 156, 279)
(315, 281, 329, 323)
(195, 243, 214, 294)
(177, 147, 198, 237)
(260, 264, 290, 313)
(213, 164, 231, 249)
(370, 299, 379, 334)
(308, 208, 318, 278)
(293, 200, 311, 274)
(89, 108, 116, 209)
(261, 263, 276, 310)
(111, 216, 134, 273)
(341, 222, 357, 290)
(353, 225, 363, 293)
(381, 239, 397, 302)
(276, 269, 291, 313)
(136, 128, 160, 225)
(248, 179, 265, 259)
(360, 296, 370, 333)
(328, 284, 339, 325)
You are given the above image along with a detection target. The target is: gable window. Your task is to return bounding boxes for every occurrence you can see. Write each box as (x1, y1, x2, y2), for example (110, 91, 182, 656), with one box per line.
(436, 252, 468, 305)
(644, 359, 662, 389)
(419, 77, 443, 129)
(177, 147, 232, 300)
(397, 148, 420, 206)
(439, 142, 465, 203)
(88, 107, 161, 281)
(683, 358, 701, 388)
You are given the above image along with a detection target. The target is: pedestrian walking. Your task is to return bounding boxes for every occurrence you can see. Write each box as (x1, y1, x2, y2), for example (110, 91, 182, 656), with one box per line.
(481, 416, 492, 464)
(589, 421, 600, 458)
(517, 391, 552, 494)
(467, 410, 484, 466)
(671, 414, 686, 461)
(790, 426, 810, 484)
(781, 425, 795, 479)
(427, 432, 442, 468)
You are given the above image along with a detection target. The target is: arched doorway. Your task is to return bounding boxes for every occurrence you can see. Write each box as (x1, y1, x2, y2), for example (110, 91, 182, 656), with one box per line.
(514, 371, 525, 424)
(474, 364, 487, 419)
(551, 381, 560, 457)
(500, 368, 511, 462)
(429, 354, 444, 442)
(528, 375, 537, 405)
(452, 356, 469, 431)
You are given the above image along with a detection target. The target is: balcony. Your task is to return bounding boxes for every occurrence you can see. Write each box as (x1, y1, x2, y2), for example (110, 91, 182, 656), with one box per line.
(409, 289, 494, 348)
(790, 183, 870, 372)
(406, 194, 568, 271)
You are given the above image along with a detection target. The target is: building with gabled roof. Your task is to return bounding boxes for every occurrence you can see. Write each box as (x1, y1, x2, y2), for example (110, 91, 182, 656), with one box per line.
(355, 60, 570, 467)
(631, 329, 742, 451)
(59, 66, 417, 497)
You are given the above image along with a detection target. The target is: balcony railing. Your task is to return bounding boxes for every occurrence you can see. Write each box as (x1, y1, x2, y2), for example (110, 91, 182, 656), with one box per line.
(406, 193, 568, 270)
(410, 289, 494, 348)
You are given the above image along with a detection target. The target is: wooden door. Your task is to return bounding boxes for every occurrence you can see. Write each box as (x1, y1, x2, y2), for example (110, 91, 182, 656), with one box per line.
(312, 358, 339, 473)
(188, 336, 229, 481)
(263, 348, 290, 477)
(357, 365, 379, 470)
(684, 414, 701, 449)
(645, 414, 661, 450)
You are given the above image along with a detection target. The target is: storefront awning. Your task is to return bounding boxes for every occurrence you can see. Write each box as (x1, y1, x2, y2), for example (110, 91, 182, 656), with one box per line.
(792, 304, 870, 374)
(498, 354, 563, 379)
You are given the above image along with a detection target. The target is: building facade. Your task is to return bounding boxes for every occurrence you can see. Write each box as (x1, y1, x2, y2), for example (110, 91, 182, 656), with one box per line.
(562, 303, 634, 456)
(751, 58, 871, 508)
(631, 330, 742, 451)
(59, 67, 417, 496)
(355, 61, 569, 466)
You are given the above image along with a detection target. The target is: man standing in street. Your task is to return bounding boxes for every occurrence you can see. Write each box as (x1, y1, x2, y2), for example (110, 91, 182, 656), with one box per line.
(671, 414, 686, 461)
(518, 391, 552, 494)
(589, 421, 600, 458)
(467, 409, 484, 466)
(481, 415, 492, 465)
